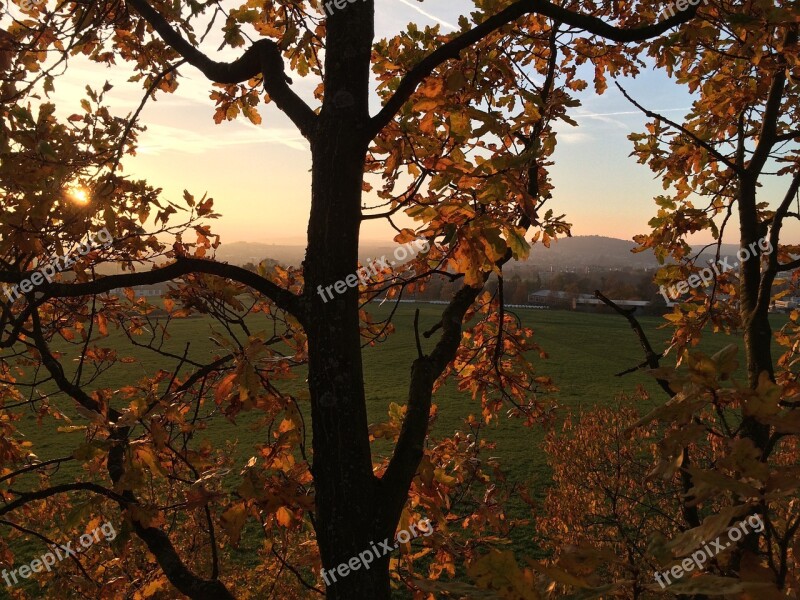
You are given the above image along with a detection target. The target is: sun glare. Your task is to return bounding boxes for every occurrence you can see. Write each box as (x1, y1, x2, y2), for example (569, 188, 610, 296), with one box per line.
(68, 186, 90, 205)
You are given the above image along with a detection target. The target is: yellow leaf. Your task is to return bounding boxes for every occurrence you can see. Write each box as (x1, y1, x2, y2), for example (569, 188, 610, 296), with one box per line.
(467, 550, 540, 599)
(138, 577, 166, 598)
(221, 502, 248, 545)
(528, 560, 587, 588)
(745, 372, 781, 419)
(133, 443, 165, 477)
(449, 112, 471, 138)
(434, 468, 458, 486)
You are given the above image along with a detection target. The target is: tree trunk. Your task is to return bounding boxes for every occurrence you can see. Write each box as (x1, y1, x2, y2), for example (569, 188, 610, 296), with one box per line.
(737, 176, 772, 451)
(305, 131, 392, 597)
(302, 3, 393, 598)
(735, 175, 771, 561)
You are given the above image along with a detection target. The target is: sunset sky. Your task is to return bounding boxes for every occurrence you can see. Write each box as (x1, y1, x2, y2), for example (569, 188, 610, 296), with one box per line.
(19, 0, 797, 248)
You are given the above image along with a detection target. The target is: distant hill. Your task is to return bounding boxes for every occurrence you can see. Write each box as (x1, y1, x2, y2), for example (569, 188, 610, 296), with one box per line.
(212, 241, 410, 267)
(527, 236, 654, 268)
(526, 235, 743, 269)
(210, 236, 743, 270)
(213, 242, 305, 266)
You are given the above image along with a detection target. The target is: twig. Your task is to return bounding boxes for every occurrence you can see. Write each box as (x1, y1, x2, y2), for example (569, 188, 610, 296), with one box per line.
(593, 290, 671, 396)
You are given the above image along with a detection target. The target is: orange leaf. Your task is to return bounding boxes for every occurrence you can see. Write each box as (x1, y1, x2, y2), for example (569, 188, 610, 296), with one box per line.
(215, 373, 236, 405)
(276, 506, 292, 527)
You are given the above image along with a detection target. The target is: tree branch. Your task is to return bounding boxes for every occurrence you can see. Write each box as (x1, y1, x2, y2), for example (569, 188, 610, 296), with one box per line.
(774, 130, 800, 143)
(110, 59, 187, 173)
(0, 483, 129, 517)
(0, 455, 75, 485)
(0, 256, 303, 319)
(759, 172, 800, 312)
(25, 310, 236, 600)
(379, 283, 483, 530)
(593, 290, 671, 396)
(615, 82, 741, 173)
(593, 290, 700, 529)
(747, 27, 797, 175)
(126, 0, 317, 138)
(368, 0, 702, 138)
(0, 519, 95, 583)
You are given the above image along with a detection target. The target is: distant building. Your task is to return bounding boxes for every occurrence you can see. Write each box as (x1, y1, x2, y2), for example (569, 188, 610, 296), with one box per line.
(528, 290, 575, 308)
(577, 298, 650, 308)
(528, 289, 651, 310)
(772, 297, 800, 313)
(527, 290, 594, 309)
(109, 284, 166, 298)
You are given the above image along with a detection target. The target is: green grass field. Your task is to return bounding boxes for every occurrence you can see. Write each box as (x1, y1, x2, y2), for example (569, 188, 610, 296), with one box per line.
(4, 302, 788, 596)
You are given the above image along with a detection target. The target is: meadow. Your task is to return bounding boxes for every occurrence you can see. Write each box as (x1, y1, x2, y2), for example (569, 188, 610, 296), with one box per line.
(4, 302, 789, 597)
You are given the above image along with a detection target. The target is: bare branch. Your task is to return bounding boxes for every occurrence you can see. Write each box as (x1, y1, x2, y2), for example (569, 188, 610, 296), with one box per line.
(0, 519, 96, 583)
(615, 82, 741, 173)
(0, 455, 75, 485)
(593, 290, 672, 397)
(110, 59, 188, 173)
(379, 283, 483, 531)
(594, 290, 700, 528)
(764, 173, 800, 293)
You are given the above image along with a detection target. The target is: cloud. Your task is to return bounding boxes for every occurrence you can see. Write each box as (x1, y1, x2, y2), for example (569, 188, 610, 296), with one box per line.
(137, 121, 307, 154)
(574, 107, 690, 128)
(396, 0, 458, 30)
(557, 131, 592, 144)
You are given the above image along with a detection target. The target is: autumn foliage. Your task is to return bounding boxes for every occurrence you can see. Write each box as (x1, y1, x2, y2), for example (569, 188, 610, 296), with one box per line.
(0, 0, 799, 599)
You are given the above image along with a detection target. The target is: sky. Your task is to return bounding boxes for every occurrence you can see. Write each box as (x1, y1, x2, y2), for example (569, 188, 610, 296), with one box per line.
(10, 1, 798, 248)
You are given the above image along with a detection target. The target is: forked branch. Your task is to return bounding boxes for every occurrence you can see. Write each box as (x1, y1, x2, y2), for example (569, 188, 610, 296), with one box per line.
(368, 0, 703, 137)
(126, 0, 317, 138)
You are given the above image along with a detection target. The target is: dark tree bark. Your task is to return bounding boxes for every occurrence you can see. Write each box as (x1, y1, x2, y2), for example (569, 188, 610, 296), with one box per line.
(737, 175, 772, 452)
(301, 5, 391, 597)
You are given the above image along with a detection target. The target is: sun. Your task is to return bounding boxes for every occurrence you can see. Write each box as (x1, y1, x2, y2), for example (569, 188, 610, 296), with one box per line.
(67, 186, 90, 205)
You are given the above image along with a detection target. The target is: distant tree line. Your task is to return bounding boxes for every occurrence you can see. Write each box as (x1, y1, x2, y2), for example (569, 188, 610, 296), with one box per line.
(403, 268, 659, 304)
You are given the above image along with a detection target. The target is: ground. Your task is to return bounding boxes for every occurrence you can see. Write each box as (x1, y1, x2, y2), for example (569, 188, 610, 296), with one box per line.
(7, 302, 787, 597)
